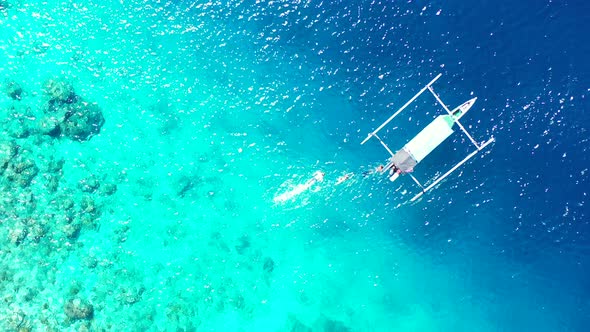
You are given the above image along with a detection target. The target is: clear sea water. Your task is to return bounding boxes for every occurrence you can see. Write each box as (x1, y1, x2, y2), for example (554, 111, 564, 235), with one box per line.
(0, 0, 588, 331)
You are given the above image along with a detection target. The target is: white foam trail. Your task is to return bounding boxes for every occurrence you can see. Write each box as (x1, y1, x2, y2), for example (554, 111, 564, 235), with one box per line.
(273, 171, 324, 203)
(273, 182, 314, 203)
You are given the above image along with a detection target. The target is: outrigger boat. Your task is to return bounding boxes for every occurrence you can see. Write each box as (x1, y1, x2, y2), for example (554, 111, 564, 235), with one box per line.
(361, 73, 494, 202)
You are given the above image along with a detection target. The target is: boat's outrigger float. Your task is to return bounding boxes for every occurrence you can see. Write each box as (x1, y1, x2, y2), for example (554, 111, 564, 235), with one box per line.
(361, 73, 494, 202)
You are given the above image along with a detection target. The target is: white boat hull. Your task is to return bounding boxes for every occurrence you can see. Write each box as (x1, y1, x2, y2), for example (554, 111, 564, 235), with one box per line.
(451, 97, 477, 121)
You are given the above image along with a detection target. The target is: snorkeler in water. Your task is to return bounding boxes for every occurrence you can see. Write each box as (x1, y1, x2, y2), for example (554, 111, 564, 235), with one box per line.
(307, 170, 325, 185)
(361, 164, 385, 177)
(335, 172, 354, 185)
(335, 164, 385, 185)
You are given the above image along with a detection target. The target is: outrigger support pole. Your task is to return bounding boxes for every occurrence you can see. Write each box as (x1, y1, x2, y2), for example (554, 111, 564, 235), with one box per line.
(410, 136, 495, 202)
(374, 134, 396, 157)
(361, 73, 442, 145)
(408, 174, 426, 192)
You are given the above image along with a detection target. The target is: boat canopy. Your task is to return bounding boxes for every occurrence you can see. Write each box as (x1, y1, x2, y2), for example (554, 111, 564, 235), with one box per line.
(405, 115, 454, 163)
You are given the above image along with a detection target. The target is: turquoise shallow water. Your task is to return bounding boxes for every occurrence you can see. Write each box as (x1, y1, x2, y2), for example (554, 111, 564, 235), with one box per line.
(0, 0, 588, 331)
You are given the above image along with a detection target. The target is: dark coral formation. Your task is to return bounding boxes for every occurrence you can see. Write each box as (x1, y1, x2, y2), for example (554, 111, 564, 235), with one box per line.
(286, 315, 352, 332)
(61, 101, 105, 141)
(42, 157, 64, 192)
(4, 79, 23, 100)
(2, 150, 39, 187)
(0, 77, 111, 245)
(64, 298, 94, 321)
(40, 78, 105, 141)
(0, 1, 10, 11)
(262, 256, 275, 273)
(44, 78, 77, 105)
(3, 104, 35, 138)
(78, 175, 100, 193)
(0, 140, 18, 172)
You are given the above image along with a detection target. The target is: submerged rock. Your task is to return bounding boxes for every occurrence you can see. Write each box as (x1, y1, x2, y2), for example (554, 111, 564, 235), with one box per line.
(6, 118, 31, 138)
(174, 174, 195, 197)
(79, 196, 98, 215)
(40, 99, 105, 141)
(40, 77, 105, 141)
(38, 116, 62, 137)
(4, 309, 28, 331)
(235, 235, 251, 254)
(62, 222, 82, 239)
(43, 78, 76, 104)
(46, 157, 65, 173)
(117, 285, 145, 305)
(5, 106, 34, 138)
(0, 1, 10, 11)
(99, 182, 117, 196)
(78, 175, 100, 193)
(321, 316, 351, 332)
(4, 153, 39, 187)
(44, 175, 60, 192)
(64, 298, 94, 321)
(29, 223, 48, 242)
(0, 140, 18, 173)
(287, 314, 312, 332)
(263, 257, 275, 273)
(4, 80, 23, 100)
(61, 100, 105, 141)
(8, 221, 27, 245)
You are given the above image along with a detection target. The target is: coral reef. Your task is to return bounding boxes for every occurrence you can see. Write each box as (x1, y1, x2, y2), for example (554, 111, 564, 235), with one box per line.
(3, 309, 29, 331)
(38, 116, 61, 137)
(40, 99, 105, 141)
(3, 104, 35, 138)
(0, 140, 18, 173)
(43, 78, 77, 105)
(99, 182, 117, 196)
(39, 78, 105, 141)
(4, 80, 23, 100)
(78, 175, 100, 193)
(8, 221, 28, 245)
(0, 68, 318, 331)
(3, 152, 39, 187)
(41, 157, 64, 192)
(116, 285, 145, 305)
(60, 100, 105, 141)
(64, 298, 94, 321)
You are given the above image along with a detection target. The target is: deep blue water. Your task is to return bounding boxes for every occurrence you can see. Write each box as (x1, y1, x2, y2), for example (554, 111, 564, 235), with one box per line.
(230, 0, 590, 329)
